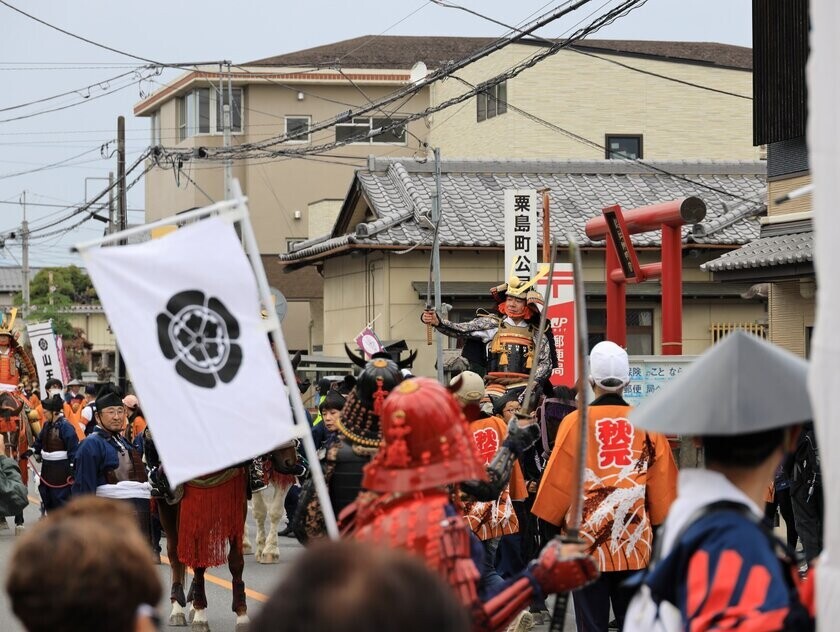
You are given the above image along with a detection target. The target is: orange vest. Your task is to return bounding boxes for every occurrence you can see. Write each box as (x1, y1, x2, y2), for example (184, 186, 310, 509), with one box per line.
(532, 403, 677, 572)
(64, 402, 86, 441)
(463, 415, 527, 541)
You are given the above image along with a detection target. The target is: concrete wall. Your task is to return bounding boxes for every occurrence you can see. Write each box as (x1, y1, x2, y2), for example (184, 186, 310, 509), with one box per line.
(307, 199, 344, 240)
(429, 45, 757, 161)
(322, 247, 766, 377)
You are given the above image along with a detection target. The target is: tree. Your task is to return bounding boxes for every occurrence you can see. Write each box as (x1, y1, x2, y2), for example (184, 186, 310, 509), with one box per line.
(16, 266, 97, 377)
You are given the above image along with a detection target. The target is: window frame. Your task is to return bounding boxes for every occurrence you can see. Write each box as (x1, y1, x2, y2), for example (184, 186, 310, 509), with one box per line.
(586, 307, 654, 355)
(476, 81, 508, 123)
(605, 134, 644, 160)
(284, 115, 312, 143)
(334, 116, 407, 145)
(150, 111, 161, 146)
(177, 87, 244, 142)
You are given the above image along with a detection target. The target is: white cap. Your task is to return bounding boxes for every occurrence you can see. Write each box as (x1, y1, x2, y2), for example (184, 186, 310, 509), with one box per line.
(449, 370, 485, 404)
(589, 341, 629, 391)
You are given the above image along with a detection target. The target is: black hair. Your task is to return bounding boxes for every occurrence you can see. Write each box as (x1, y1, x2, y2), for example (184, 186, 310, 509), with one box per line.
(44, 378, 63, 391)
(703, 427, 787, 468)
(319, 391, 346, 413)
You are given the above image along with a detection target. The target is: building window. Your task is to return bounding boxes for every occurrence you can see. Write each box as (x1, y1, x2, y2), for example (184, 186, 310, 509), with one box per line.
(150, 111, 161, 145)
(587, 308, 654, 355)
(605, 134, 643, 159)
(335, 117, 406, 144)
(177, 88, 243, 141)
(285, 116, 311, 142)
(215, 88, 243, 133)
(477, 81, 508, 122)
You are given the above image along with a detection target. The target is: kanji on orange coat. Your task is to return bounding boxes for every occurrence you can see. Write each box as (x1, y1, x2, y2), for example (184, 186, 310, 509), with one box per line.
(532, 402, 677, 572)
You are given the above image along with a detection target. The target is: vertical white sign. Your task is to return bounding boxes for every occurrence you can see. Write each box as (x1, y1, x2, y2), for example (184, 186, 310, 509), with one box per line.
(26, 321, 61, 398)
(504, 189, 538, 281)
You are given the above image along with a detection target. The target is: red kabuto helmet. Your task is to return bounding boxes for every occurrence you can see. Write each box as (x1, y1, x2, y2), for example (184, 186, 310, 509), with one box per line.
(363, 377, 487, 493)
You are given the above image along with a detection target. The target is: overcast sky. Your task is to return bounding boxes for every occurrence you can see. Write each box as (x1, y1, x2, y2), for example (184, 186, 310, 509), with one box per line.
(0, 0, 751, 267)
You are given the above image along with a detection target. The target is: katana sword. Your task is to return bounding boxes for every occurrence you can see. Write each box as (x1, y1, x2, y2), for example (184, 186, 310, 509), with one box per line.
(549, 233, 590, 632)
(518, 239, 557, 417)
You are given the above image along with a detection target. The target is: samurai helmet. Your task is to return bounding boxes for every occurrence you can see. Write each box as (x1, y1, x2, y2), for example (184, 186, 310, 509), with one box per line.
(0, 308, 18, 338)
(339, 355, 404, 449)
(504, 258, 549, 298)
(362, 377, 488, 494)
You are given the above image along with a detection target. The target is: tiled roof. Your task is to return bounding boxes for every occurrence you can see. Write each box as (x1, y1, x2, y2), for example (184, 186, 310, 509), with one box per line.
(701, 231, 813, 272)
(0, 267, 41, 293)
(282, 159, 766, 265)
(247, 36, 751, 71)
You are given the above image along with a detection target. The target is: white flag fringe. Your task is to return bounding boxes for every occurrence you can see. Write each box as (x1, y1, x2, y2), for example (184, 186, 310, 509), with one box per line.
(80, 217, 294, 488)
(808, 1, 839, 627)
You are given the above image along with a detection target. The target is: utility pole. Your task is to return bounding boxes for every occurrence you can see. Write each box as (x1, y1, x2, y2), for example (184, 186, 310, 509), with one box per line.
(20, 191, 29, 319)
(108, 171, 115, 233)
(432, 147, 444, 383)
(224, 62, 233, 202)
(117, 117, 127, 235)
(115, 117, 127, 393)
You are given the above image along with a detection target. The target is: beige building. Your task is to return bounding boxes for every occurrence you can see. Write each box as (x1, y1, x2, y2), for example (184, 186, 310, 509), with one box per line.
(135, 37, 755, 352)
(282, 158, 768, 377)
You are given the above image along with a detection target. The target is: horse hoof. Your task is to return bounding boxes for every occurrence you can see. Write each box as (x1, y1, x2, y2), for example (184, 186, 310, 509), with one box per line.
(170, 613, 188, 627)
(0, 520, 9, 531)
(14, 525, 24, 536)
(190, 609, 209, 632)
(235, 614, 250, 632)
(242, 542, 254, 555)
(188, 606, 195, 623)
(258, 551, 279, 564)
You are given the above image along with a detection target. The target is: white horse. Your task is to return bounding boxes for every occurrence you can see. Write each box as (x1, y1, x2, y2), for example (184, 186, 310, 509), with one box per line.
(243, 442, 298, 563)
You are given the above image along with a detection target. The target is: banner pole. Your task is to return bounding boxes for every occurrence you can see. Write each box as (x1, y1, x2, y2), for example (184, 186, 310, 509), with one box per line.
(231, 180, 339, 540)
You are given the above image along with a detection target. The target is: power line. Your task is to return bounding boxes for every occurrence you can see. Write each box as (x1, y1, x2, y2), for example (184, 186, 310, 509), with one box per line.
(0, 199, 145, 212)
(187, 0, 649, 162)
(208, 0, 600, 155)
(0, 146, 102, 180)
(0, 66, 152, 112)
(335, 1, 433, 63)
(450, 74, 760, 203)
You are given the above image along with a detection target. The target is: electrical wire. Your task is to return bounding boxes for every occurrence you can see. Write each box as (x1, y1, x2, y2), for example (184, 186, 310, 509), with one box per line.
(335, 1, 434, 63)
(185, 0, 648, 162)
(207, 0, 598, 155)
(0, 66, 151, 112)
(0, 146, 103, 180)
(0, 70, 160, 124)
(450, 74, 760, 203)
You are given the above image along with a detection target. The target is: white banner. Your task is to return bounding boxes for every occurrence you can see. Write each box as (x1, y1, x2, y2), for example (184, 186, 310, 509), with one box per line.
(808, 0, 839, 625)
(26, 321, 61, 398)
(81, 218, 295, 487)
(504, 189, 538, 281)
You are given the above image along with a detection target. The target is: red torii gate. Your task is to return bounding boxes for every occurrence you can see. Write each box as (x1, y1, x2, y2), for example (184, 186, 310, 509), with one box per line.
(584, 197, 706, 355)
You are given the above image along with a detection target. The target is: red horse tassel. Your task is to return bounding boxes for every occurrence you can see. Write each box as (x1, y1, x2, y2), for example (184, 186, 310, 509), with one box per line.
(178, 467, 246, 568)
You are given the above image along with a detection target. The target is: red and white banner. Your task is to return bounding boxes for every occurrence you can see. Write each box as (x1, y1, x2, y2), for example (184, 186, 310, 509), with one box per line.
(354, 326, 384, 358)
(535, 263, 576, 387)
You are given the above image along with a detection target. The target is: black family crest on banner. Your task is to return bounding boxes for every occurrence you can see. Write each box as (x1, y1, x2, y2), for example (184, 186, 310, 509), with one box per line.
(156, 290, 242, 388)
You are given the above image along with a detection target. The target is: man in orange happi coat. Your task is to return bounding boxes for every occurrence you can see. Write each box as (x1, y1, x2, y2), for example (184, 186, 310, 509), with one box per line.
(532, 341, 677, 632)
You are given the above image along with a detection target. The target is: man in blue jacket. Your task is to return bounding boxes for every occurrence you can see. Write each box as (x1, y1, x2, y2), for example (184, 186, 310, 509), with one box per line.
(27, 394, 78, 512)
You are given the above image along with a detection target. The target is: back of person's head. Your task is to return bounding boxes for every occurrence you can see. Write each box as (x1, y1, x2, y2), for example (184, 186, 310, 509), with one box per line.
(589, 341, 629, 392)
(250, 540, 469, 632)
(703, 427, 789, 468)
(6, 497, 161, 632)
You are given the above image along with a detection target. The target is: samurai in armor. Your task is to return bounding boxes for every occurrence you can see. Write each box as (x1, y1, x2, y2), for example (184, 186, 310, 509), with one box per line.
(72, 387, 153, 548)
(421, 263, 556, 401)
(292, 348, 410, 541)
(26, 394, 78, 512)
(341, 377, 598, 632)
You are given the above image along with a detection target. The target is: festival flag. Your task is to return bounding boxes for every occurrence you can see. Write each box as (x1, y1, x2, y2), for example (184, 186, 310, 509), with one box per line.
(81, 218, 294, 487)
(354, 326, 384, 358)
(26, 321, 62, 398)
